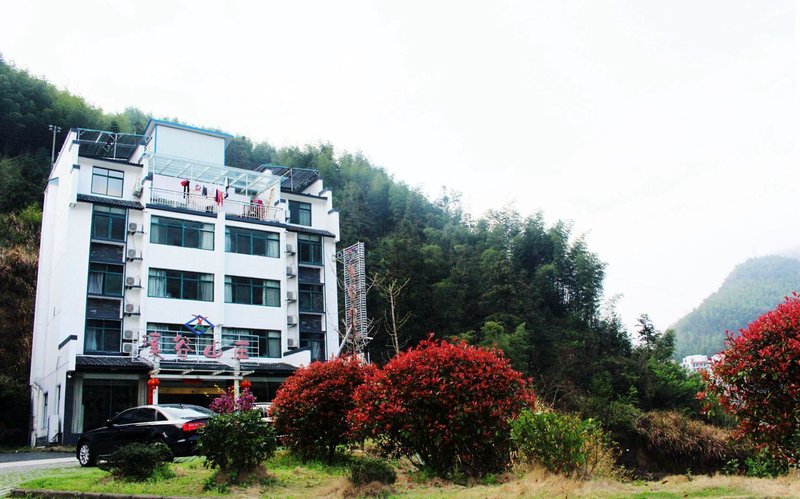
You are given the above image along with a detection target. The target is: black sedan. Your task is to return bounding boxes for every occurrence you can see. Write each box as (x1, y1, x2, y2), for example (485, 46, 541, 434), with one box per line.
(76, 404, 213, 467)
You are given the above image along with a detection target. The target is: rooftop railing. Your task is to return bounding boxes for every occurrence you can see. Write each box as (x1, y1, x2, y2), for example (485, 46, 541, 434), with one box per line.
(223, 198, 283, 223)
(149, 188, 218, 215)
(149, 187, 284, 222)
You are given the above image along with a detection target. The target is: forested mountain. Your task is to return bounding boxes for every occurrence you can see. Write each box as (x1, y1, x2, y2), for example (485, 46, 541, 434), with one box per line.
(0, 55, 700, 444)
(671, 255, 800, 359)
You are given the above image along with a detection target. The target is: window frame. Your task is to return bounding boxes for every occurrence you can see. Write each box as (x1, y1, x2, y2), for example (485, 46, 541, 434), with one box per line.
(224, 276, 280, 307)
(225, 226, 279, 257)
(298, 233, 322, 265)
(300, 331, 326, 362)
(91, 167, 124, 197)
(222, 328, 281, 358)
(150, 215, 214, 250)
(84, 319, 122, 354)
(288, 200, 312, 226)
(298, 283, 325, 312)
(91, 205, 127, 242)
(87, 262, 124, 297)
(146, 322, 213, 353)
(147, 268, 214, 302)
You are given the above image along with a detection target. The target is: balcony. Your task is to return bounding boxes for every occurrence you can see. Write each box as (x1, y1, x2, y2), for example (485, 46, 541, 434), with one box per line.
(149, 188, 283, 222)
(150, 188, 218, 215)
(224, 198, 283, 223)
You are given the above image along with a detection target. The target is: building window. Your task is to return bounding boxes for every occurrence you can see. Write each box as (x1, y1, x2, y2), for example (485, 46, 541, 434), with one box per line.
(91, 205, 126, 241)
(298, 234, 322, 265)
(224, 276, 280, 306)
(87, 263, 123, 297)
(300, 332, 325, 362)
(222, 328, 281, 358)
(289, 201, 311, 226)
(85, 319, 121, 353)
(91, 167, 124, 197)
(225, 227, 279, 257)
(299, 284, 324, 312)
(148, 268, 214, 301)
(151, 216, 214, 250)
(147, 323, 213, 353)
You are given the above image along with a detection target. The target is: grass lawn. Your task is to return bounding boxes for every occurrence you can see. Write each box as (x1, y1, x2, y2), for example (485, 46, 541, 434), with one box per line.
(18, 451, 800, 498)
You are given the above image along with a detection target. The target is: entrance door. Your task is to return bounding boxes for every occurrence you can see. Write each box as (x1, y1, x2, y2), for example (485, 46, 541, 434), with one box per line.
(81, 379, 138, 433)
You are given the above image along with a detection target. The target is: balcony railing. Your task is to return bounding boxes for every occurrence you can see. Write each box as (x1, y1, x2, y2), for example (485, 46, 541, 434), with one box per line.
(153, 332, 262, 358)
(149, 188, 284, 222)
(223, 198, 283, 223)
(150, 188, 218, 215)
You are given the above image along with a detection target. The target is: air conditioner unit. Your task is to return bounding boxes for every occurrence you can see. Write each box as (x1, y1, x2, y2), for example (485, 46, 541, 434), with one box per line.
(127, 222, 139, 233)
(132, 186, 143, 198)
(125, 276, 141, 287)
(124, 303, 140, 315)
(285, 243, 295, 254)
(123, 329, 135, 341)
(287, 315, 297, 326)
(126, 249, 141, 260)
(286, 266, 295, 277)
(287, 338, 298, 348)
(286, 291, 296, 302)
(122, 343, 136, 354)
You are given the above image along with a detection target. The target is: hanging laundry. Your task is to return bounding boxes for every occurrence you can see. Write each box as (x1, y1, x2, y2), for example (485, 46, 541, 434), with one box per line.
(202, 186, 208, 196)
(180, 179, 190, 198)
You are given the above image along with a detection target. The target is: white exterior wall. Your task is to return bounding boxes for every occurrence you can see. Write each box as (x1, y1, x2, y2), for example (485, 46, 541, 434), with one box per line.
(152, 124, 226, 164)
(30, 131, 87, 442)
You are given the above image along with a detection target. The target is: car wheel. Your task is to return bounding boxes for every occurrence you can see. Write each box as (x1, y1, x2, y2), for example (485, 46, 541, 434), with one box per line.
(77, 441, 95, 467)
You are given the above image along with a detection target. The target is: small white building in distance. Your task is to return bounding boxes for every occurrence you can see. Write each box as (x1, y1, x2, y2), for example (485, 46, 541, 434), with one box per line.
(680, 354, 711, 373)
(29, 120, 340, 446)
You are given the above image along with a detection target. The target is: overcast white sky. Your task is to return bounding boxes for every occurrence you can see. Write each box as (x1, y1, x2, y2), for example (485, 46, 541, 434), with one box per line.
(1, 1, 797, 333)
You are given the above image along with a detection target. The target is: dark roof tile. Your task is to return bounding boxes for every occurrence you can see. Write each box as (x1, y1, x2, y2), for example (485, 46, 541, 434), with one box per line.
(77, 194, 144, 210)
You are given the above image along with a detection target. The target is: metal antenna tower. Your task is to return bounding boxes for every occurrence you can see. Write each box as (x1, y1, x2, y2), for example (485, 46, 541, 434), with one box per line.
(337, 242, 371, 356)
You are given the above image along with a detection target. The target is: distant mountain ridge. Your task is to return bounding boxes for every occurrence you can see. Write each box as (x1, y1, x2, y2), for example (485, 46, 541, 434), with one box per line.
(671, 255, 800, 359)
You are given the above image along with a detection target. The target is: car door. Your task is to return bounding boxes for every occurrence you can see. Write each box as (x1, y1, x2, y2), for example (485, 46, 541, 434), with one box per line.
(93, 408, 137, 456)
(121, 408, 158, 444)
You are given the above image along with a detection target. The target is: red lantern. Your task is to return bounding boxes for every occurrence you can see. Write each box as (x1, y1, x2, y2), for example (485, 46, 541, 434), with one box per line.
(147, 377, 160, 405)
(240, 378, 252, 389)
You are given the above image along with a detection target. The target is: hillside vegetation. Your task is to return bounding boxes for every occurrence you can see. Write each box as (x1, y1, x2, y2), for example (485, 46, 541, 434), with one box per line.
(671, 255, 800, 359)
(0, 55, 702, 462)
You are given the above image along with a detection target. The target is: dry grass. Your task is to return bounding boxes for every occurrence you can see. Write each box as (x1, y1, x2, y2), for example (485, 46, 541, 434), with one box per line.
(391, 466, 800, 498)
(634, 411, 734, 469)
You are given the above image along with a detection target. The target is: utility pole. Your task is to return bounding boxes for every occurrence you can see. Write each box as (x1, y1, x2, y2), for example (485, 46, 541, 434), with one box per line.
(48, 125, 62, 165)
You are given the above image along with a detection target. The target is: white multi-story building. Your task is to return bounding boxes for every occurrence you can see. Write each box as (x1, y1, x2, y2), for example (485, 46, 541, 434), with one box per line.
(680, 354, 711, 373)
(29, 120, 340, 446)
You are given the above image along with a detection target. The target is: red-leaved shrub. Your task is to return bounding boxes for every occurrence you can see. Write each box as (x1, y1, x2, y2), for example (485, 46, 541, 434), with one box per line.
(700, 296, 800, 464)
(270, 356, 375, 462)
(349, 337, 535, 477)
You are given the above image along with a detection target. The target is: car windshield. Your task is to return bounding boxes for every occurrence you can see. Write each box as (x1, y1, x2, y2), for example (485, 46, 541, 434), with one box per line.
(158, 405, 214, 420)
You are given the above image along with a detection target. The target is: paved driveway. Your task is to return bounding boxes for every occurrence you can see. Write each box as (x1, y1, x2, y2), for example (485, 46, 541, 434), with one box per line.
(0, 452, 78, 496)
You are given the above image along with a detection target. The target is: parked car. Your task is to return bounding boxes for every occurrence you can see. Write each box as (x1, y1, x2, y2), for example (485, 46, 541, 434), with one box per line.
(76, 404, 214, 467)
(255, 402, 273, 423)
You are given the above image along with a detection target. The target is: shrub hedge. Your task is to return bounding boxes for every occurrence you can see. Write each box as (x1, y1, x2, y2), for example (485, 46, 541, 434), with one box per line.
(349, 337, 534, 477)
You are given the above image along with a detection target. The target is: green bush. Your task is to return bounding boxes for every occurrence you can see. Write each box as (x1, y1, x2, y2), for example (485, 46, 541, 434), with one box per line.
(349, 457, 397, 486)
(104, 443, 173, 482)
(511, 409, 610, 478)
(743, 449, 789, 477)
(197, 409, 277, 475)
